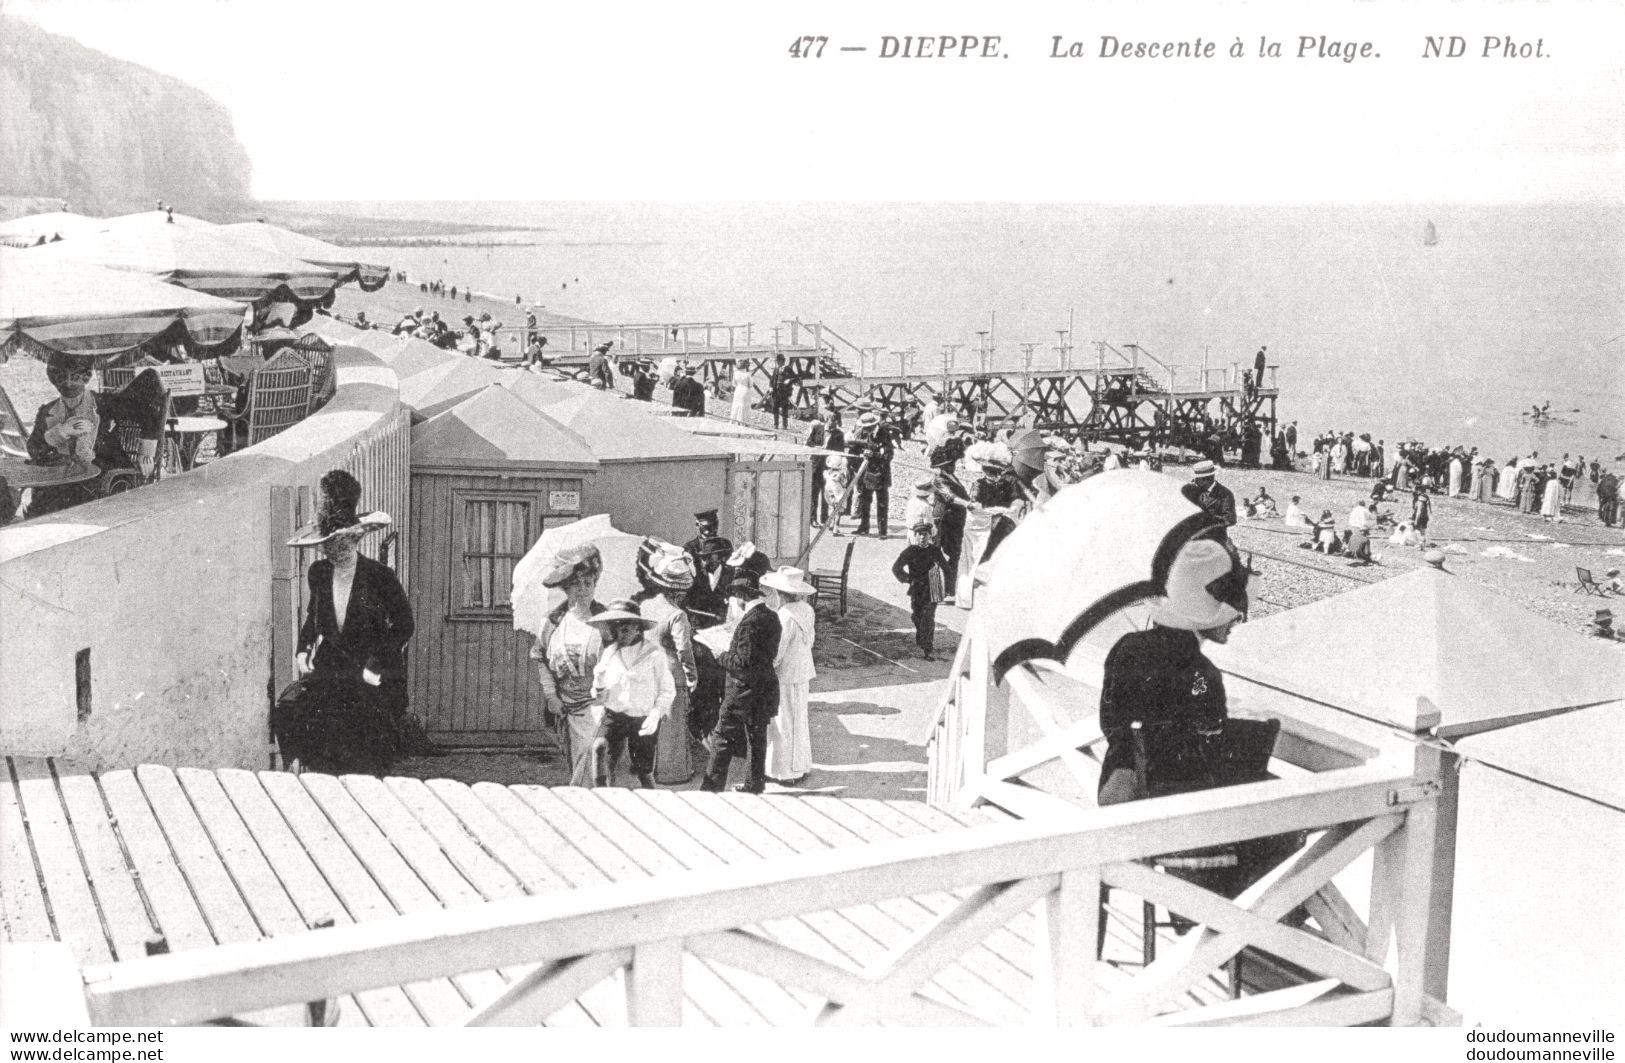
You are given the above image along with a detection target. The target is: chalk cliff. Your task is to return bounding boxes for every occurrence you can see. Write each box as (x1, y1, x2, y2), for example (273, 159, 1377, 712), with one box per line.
(0, 15, 253, 217)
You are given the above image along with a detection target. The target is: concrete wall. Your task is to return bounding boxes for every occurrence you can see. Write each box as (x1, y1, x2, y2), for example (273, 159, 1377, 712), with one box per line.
(587, 457, 729, 546)
(0, 346, 404, 770)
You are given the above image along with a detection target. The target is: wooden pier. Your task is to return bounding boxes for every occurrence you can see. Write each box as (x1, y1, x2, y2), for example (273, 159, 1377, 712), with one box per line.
(540, 319, 1280, 453)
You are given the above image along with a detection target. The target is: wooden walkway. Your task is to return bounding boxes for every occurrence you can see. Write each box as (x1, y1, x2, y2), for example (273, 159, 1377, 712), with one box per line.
(1, 757, 1242, 1026)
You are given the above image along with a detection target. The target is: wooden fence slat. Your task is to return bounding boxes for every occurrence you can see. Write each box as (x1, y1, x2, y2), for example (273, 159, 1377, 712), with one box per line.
(627, 939, 685, 1026)
(593, 789, 812, 1024)
(257, 771, 466, 1025)
(462, 950, 630, 1027)
(299, 774, 507, 1011)
(216, 770, 420, 1027)
(470, 783, 626, 1026)
(1034, 868, 1099, 1026)
(134, 766, 261, 945)
(529, 788, 758, 1027)
(824, 875, 1057, 1025)
(98, 770, 214, 953)
(11, 760, 111, 965)
(53, 773, 156, 963)
(422, 779, 570, 895)
(824, 797, 1039, 952)
(730, 793, 1034, 1018)
(676, 791, 986, 1018)
(689, 930, 984, 1026)
(0, 760, 58, 946)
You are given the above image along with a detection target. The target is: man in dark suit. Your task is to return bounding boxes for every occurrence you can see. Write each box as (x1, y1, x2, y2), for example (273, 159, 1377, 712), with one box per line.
(287, 470, 415, 775)
(683, 535, 733, 629)
(701, 578, 782, 793)
(683, 509, 730, 573)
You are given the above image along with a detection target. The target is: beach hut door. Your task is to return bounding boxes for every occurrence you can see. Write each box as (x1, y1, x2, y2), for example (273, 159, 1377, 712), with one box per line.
(725, 459, 809, 566)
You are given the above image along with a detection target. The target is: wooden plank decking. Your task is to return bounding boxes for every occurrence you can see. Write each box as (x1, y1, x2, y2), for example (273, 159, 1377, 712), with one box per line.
(0, 756, 1238, 1026)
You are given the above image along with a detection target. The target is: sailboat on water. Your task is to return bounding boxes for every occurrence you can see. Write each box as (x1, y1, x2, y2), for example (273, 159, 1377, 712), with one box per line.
(1423, 220, 1438, 247)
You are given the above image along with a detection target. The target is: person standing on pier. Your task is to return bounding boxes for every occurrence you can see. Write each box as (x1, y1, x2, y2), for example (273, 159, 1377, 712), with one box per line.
(852, 408, 897, 538)
(768, 353, 797, 430)
(701, 578, 782, 793)
(729, 360, 753, 422)
(1254, 346, 1267, 391)
(1181, 461, 1237, 542)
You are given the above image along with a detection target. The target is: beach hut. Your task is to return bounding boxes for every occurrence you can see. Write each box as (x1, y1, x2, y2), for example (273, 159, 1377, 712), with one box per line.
(666, 418, 821, 564)
(397, 358, 509, 421)
(500, 377, 730, 547)
(1448, 705, 1624, 1023)
(407, 385, 599, 743)
(1207, 567, 1625, 1022)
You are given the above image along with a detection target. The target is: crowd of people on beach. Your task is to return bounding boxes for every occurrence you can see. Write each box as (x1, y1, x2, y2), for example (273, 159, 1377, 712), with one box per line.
(1299, 425, 1617, 528)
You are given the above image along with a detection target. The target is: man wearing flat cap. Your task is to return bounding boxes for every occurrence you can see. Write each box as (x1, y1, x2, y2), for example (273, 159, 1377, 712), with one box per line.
(1181, 460, 1237, 542)
(701, 577, 782, 793)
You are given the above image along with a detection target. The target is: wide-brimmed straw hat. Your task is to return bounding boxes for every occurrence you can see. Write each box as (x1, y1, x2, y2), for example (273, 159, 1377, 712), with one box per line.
(586, 598, 657, 627)
(288, 470, 392, 547)
(761, 566, 816, 596)
(540, 544, 603, 588)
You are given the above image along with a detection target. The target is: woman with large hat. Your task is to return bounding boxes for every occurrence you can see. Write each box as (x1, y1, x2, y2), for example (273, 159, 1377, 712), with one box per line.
(283, 469, 413, 775)
(529, 543, 608, 786)
(586, 598, 673, 788)
(761, 566, 817, 784)
(633, 538, 702, 784)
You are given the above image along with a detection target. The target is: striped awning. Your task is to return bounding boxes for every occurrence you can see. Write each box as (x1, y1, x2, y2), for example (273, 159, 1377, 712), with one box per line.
(28, 212, 341, 308)
(0, 247, 247, 361)
(217, 221, 391, 292)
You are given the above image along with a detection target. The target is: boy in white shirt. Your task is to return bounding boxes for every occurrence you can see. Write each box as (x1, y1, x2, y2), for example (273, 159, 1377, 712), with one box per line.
(589, 599, 675, 788)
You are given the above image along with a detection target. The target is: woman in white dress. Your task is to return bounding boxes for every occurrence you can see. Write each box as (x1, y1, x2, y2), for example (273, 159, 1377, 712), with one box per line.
(1541, 472, 1564, 521)
(762, 566, 817, 784)
(1448, 456, 1463, 497)
(729, 361, 753, 423)
(1497, 460, 1519, 501)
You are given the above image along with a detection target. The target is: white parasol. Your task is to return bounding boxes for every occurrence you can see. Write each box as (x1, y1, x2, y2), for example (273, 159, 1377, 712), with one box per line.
(979, 470, 1219, 680)
(509, 514, 643, 636)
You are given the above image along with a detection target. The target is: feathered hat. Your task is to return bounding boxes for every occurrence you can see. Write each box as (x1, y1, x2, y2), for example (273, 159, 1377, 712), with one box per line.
(287, 469, 391, 547)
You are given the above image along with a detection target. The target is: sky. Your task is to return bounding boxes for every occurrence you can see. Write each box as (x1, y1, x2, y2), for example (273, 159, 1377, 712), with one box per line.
(5, 0, 1625, 203)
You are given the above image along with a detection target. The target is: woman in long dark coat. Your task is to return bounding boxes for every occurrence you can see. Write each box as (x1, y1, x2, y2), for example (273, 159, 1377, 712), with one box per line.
(285, 470, 414, 775)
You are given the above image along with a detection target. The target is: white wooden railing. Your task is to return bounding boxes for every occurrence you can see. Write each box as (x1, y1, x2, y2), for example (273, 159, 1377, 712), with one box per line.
(25, 743, 1441, 1027)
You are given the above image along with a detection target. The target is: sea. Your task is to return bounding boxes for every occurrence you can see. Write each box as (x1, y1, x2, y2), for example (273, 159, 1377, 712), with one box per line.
(296, 201, 1624, 468)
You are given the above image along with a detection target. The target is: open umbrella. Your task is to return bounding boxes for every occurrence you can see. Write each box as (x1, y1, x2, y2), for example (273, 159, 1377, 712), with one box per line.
(979, 469, 1219, 680)
(0, 247, 246, 362)
(28, 212, 340, 308)
(218, 221, 390, 292)
(510, 514, 643, 637)
(0, 212, 107, 249)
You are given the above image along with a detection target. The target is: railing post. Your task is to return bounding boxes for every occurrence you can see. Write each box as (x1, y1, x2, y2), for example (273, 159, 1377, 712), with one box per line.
(1033, 869, 1100, 1026)
(1366, 709, 1450, 1026)
(627, 939, 685, 1026)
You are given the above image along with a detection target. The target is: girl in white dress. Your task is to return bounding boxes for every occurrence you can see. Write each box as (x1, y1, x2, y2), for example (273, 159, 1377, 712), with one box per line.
(762, 566, 817, 784)
(729, 361, 753, 422)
